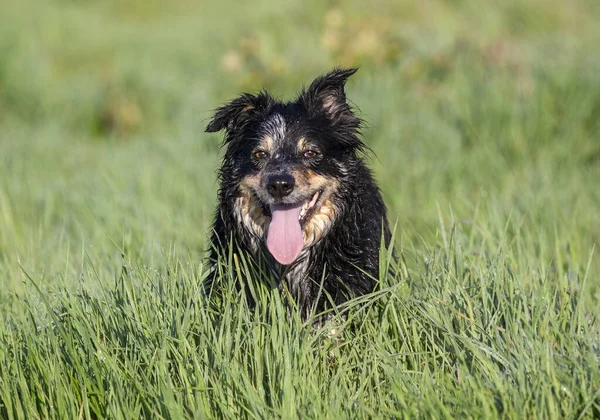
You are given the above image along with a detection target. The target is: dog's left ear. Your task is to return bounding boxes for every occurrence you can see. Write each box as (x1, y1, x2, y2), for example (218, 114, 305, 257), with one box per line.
(302, 68, 358, 121)
(205, 92, 273, 135)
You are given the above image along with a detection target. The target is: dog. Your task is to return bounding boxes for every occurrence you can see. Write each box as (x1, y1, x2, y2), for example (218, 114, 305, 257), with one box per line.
(205, 68, 391, 320)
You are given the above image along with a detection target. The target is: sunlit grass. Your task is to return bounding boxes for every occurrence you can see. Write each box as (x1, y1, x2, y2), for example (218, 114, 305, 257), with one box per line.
(1, 218, 597, 418)
(0, 0, 599, 418)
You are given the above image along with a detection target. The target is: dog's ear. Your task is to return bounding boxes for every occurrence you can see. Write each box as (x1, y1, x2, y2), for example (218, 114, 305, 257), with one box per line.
(302, 68, 358, 120)
(205, 92, 273, 134)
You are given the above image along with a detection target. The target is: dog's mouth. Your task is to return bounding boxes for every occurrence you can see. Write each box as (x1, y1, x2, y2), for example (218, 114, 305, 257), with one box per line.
(265, 191, 321, 266)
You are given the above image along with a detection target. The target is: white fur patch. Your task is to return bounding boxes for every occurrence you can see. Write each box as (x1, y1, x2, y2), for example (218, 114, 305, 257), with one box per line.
(261, 113, 287, 143)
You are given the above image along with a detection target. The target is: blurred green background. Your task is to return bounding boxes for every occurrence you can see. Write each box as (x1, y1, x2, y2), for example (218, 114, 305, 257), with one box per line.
(1, 0, 599, 296)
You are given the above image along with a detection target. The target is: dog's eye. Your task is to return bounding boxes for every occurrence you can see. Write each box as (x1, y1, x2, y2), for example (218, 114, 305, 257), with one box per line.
(254, 151, 268, 159)
(303, 150, 319, 159)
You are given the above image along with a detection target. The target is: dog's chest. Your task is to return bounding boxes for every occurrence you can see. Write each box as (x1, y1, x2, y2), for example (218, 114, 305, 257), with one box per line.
(278, 251, 313, 298)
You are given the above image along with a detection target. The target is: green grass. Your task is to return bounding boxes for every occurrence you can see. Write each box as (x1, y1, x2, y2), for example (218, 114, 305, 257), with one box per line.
(1, 0, 599, 418)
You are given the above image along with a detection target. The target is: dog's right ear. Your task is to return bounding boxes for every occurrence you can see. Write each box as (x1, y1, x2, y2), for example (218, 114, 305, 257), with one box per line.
(302, 68, 358, 120)
(205, 92, 273, 134)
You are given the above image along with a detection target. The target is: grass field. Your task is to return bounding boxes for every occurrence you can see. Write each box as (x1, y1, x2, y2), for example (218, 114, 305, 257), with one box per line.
(1, 0, 599, 418)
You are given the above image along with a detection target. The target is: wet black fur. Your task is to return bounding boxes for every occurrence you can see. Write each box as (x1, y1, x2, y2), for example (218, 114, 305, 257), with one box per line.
(205, 68, 391, 319)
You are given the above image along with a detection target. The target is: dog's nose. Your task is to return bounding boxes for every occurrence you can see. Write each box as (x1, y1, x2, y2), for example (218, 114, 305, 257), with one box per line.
(266, 175, 295, 199)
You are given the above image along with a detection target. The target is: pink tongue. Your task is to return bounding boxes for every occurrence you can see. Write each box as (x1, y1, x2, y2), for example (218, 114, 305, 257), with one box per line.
(266, 203, 304, 265)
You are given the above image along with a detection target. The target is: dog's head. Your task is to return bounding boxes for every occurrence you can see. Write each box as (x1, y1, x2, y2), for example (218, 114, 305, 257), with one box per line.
(206, 68, 365, 265)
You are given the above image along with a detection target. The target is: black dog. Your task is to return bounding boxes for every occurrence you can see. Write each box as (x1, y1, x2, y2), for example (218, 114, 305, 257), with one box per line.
(206, 68, 391, 319)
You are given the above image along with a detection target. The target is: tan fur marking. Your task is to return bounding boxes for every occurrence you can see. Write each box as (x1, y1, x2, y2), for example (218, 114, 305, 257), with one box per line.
(239, 173, 261, 190)
(297, 137, 309, 151)
(257, 135, 273, 152)
(302, 174, 340, 246)
(293, 170, 334, 194)
(236, 176, 269, 242)
(303, 199, 338, 247)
